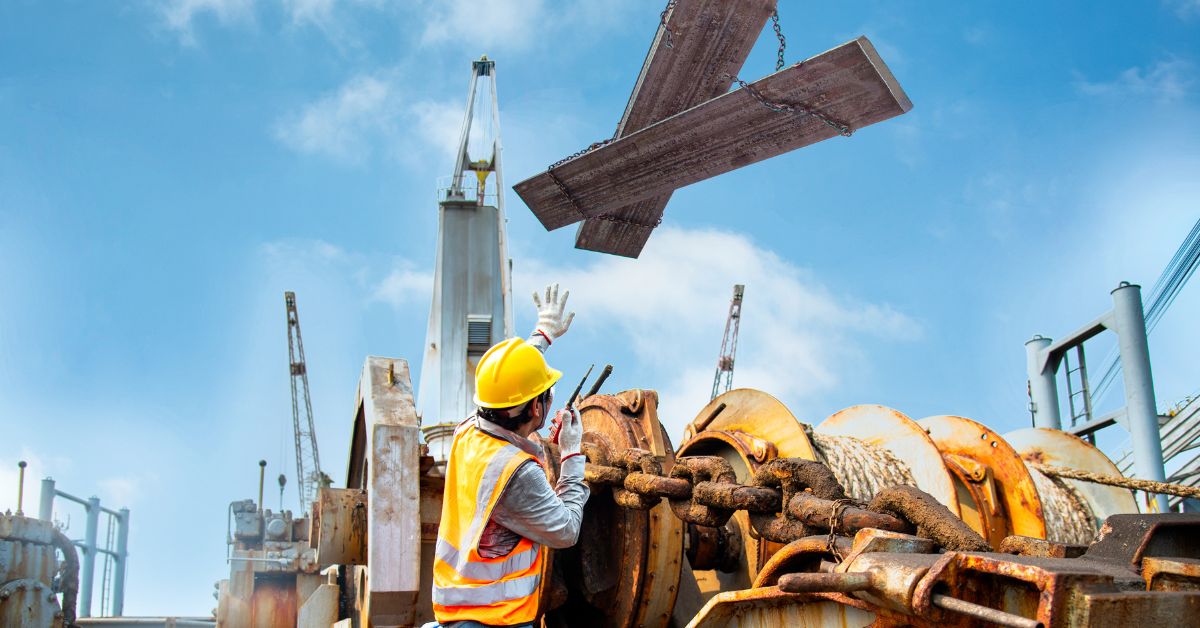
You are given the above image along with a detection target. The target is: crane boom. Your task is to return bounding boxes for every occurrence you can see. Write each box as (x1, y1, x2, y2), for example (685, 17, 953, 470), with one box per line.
(711, 285, 745, 400)
(285, 291, 324, 512)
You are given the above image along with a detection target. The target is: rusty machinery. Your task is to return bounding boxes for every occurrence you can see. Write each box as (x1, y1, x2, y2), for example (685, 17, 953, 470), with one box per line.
(289, 360, 1198, 627)
(0, 512, 79, 627)
(214, 499, 339, 627)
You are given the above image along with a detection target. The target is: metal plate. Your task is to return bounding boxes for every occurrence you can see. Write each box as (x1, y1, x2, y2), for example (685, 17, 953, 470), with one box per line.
(574, 0, 777, 257)
(918, 415, 1047, 546)
(515, 37, 913, 231)
(1004, 428, 1139, 521)
(817, 405, 960, 517)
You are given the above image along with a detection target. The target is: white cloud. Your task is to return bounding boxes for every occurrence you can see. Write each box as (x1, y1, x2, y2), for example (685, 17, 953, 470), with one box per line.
(98, 476, 144, 509)
(282, 0, 339, 25)
(1075, 58, 1195, 103)
(373, 263, 434, 308)
(273, 73, 471, 165)
(1166, 0, 1200, 18)
(418, 0, 640, 52)
(421, 0, 548, 50)
(161, 0, 256, 45)
(411, 100, 467, 164)
(512, 227, 922, 434)
(273, 75, 396, 163)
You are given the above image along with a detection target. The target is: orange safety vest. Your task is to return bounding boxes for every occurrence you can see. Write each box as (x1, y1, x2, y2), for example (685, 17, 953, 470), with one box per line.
(433, 420, 548, 625)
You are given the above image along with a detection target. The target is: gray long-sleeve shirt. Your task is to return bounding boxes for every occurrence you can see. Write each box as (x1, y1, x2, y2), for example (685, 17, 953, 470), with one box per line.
(474, 416, 590, 557)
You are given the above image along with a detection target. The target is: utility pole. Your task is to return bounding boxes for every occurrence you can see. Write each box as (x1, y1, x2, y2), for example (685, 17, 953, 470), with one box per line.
(711, 285, 745, 400)
(285, 291, 325, 513)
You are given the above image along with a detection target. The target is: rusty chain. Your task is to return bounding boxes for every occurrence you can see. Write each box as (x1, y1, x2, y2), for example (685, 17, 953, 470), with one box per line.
(581, 444, 984, 548)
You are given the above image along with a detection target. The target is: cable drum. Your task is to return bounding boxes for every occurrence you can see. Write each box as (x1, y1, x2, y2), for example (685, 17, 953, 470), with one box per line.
(1025, 463, 1097, 545)
(810, 432, 917, 501)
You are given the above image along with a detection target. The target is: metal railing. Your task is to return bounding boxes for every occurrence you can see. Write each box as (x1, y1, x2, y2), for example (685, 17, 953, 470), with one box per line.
(436, 174, 500, 206)
(39, 478, 130, 618)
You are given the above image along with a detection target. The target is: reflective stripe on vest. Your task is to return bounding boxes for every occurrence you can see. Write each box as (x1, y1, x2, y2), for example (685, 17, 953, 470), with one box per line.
(432, 572, 541, 607)
(433, 422, 547, 625)
(435, 538, 539, 581)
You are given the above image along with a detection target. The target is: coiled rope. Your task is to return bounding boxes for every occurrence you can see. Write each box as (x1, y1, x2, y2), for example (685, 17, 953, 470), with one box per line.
(810, 432, 916, 501)
(1024, 463, 1097, 545)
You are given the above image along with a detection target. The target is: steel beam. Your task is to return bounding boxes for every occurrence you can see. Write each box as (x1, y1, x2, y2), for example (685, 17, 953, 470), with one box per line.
(574, 0, 776, 257)
(516, 36, 912, 231)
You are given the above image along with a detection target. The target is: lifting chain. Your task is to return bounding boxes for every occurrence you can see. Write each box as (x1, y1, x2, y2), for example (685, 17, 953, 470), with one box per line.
(581, 442, 988, 549)
(771, 8, 786, 71)
(726, 74, 854, 137)
(547, 139, 614, 219)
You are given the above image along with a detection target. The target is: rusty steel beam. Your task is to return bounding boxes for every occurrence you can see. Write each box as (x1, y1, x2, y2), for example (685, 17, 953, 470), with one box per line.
(574, 0, 776, 257)
(515, 36, 912, 232)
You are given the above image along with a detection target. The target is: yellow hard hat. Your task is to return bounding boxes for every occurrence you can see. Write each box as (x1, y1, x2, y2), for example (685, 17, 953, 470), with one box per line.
(474, 337, 563, 408)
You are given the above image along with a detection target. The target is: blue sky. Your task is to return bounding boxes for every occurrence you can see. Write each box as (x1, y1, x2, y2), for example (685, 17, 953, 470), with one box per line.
(2, 0, 1198, 617)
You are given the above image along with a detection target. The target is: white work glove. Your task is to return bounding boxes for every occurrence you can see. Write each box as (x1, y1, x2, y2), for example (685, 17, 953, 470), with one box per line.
(531, 283, 575, 346)
(548, 407, 583, 457)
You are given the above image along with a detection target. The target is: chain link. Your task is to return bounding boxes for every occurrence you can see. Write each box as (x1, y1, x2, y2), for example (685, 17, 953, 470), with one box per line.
(726, 73, 853, 137)
(596, 213, 664, 229)
(547, 138, 615, 218)
(771, 8, 786, 71)
(548, 138, 664, 228)
(581, 446, 974, 547)
(826, 498, 855, 562)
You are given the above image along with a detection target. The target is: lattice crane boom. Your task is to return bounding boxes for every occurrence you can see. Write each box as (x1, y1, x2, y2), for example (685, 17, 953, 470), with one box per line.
(285, 291, 324, 512)
(711, 284, 745, 400)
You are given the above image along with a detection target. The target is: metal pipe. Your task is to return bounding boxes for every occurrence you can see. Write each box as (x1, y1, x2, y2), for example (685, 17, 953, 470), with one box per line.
(586, 364, 614, 398)
(16, 460, 26, 515)
(1111, 282, 1169, 513)
(39, 477, 56, 521)
(1025, 336, 1062, 430)
(65, 618, 214, 626)
(79, 496, 101, 618)
(112, 508, 130, 616)
(257, 460, 267, 512)
(693, 402, 727, 434)
(55, 490, 92, 508)
(777, 571, 872, 593)
(932, 593, 1042, 628)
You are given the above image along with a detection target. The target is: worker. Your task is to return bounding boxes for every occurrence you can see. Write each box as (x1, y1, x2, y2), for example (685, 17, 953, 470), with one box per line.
(431, 284, 589, 628)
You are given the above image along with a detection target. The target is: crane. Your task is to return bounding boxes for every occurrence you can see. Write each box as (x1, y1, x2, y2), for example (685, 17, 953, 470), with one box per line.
(417, 55, 514, 425)
(285, 291, 328, 512)
(711, 284, 745, 400)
